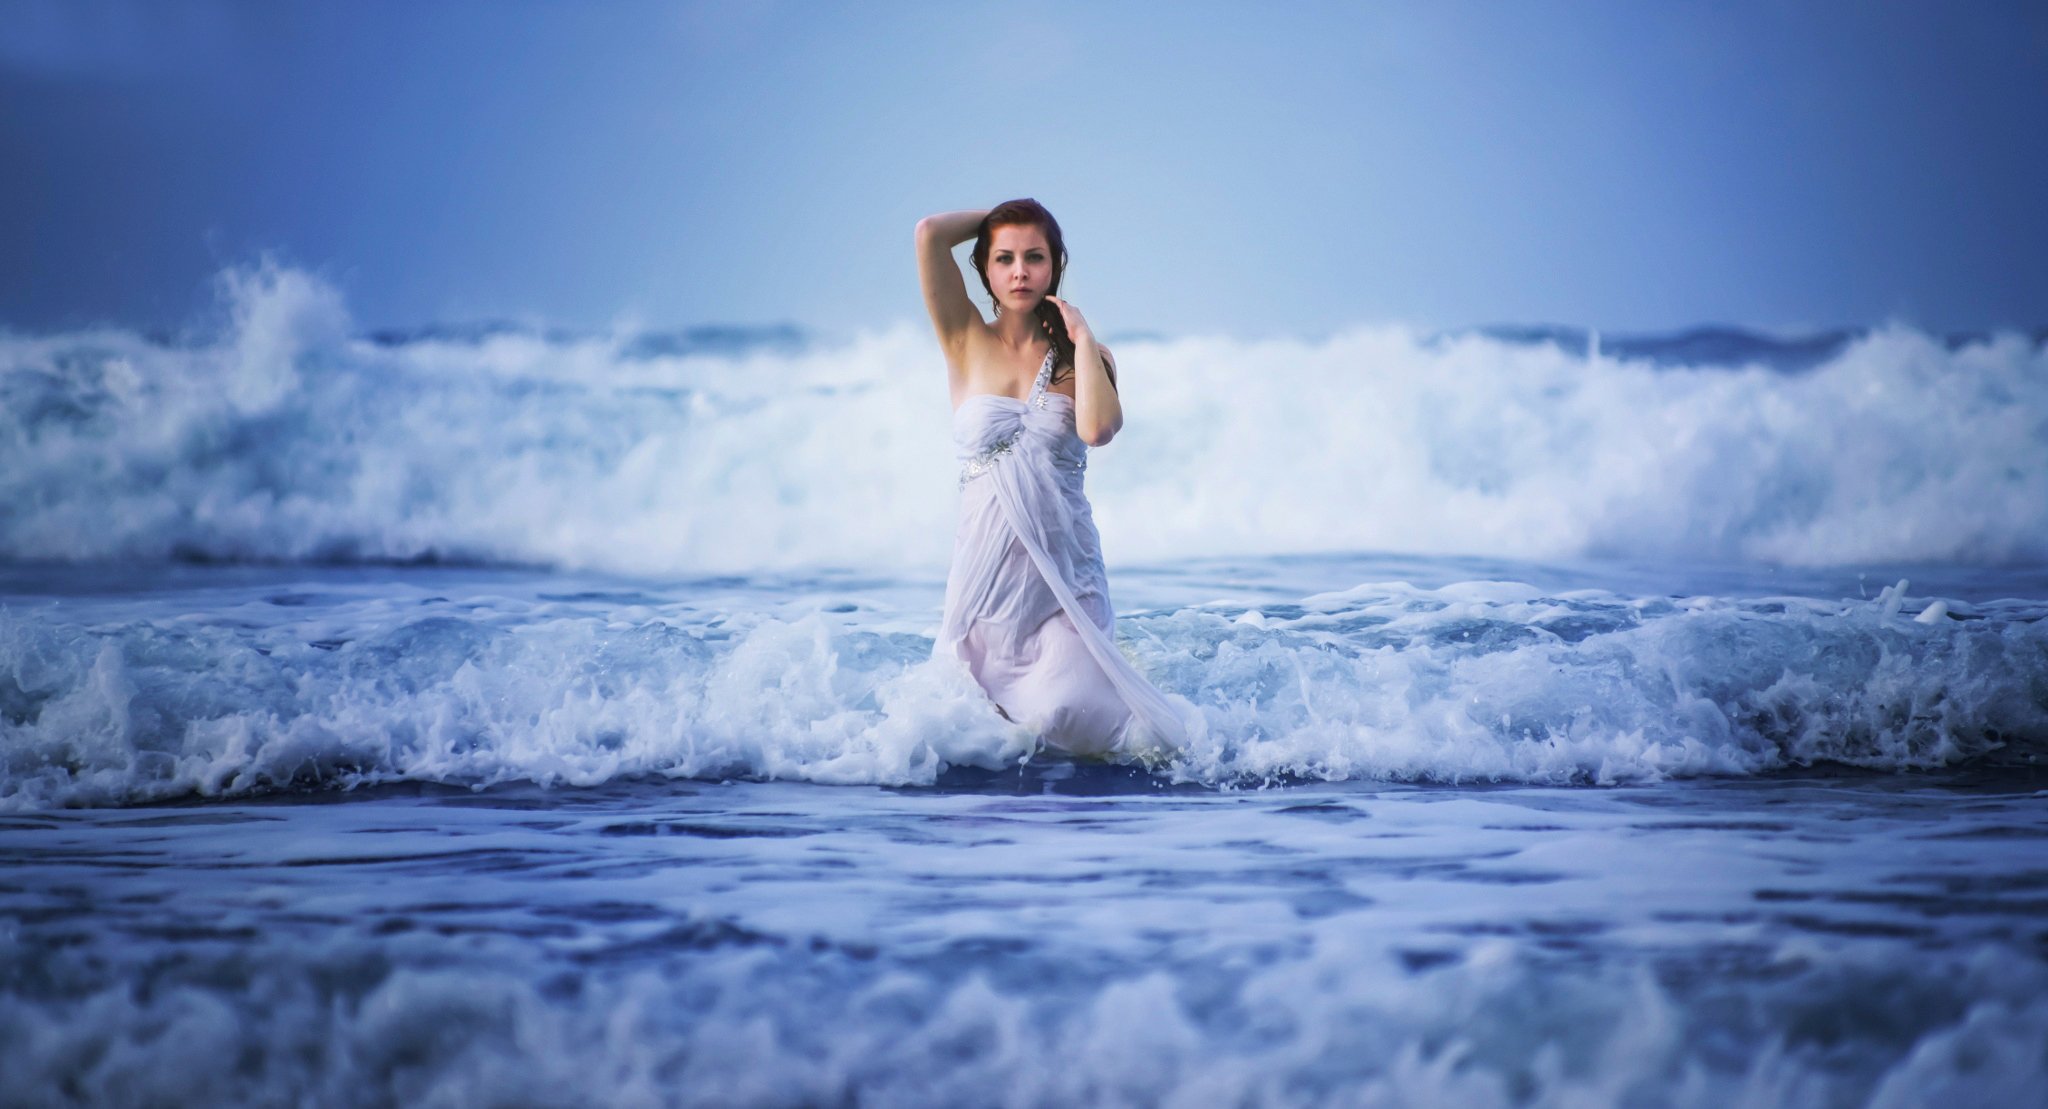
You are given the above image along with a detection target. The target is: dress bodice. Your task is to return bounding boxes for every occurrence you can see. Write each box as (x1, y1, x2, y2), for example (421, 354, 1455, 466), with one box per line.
(953, 346, 1087, 489)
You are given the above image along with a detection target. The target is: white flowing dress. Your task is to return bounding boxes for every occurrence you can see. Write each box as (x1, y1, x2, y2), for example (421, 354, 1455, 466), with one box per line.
(937, 346, 1187, 755)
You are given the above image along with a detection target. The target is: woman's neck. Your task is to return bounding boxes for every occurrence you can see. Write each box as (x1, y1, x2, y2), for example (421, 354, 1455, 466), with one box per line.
(993, 311, 1044, 352)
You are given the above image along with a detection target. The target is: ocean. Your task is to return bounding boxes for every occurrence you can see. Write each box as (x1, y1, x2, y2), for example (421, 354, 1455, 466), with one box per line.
(2, 264, 2044, 1106)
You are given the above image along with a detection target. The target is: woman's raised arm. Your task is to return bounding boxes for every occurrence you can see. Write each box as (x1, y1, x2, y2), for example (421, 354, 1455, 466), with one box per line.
(915, 210, 988, 364)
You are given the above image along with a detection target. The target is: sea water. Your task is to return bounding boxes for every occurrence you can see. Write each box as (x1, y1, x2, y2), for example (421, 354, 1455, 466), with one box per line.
(2, 266, 2046, 1106)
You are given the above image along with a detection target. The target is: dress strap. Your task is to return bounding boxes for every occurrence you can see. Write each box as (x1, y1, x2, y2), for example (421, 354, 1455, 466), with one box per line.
(1025, 346, 1056, 409)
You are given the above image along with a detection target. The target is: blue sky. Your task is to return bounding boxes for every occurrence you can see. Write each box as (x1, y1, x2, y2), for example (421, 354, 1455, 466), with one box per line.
(3, 0, 2044, 339)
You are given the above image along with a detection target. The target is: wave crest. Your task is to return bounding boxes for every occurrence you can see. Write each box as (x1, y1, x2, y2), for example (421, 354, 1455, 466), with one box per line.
(3, 263, 2045, 571)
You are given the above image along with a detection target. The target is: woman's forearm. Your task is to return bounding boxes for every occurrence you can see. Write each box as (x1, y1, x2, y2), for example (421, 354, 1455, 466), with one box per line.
(916, 209, 990, 247)
(1071, 329, 1124, 446)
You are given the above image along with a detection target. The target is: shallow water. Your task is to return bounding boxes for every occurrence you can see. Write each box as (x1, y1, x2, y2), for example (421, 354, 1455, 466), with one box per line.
(4, 770, 2044, 1106)
(2, 555, 2045, 1105)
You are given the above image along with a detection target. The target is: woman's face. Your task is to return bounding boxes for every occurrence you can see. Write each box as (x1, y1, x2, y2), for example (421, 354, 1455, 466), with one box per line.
(986, 223, 1053, 312)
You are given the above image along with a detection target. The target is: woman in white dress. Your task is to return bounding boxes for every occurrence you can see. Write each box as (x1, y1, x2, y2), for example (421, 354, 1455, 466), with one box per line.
(915, 198, 1186, 756)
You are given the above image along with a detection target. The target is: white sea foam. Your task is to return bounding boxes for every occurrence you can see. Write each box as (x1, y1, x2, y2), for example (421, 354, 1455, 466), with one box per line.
(3, 570, 2040, 809)
(3, 261, 2045, 572)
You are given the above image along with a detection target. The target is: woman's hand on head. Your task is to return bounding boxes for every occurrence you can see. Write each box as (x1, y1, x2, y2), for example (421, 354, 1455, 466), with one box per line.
(1043, 295, 1092, 340)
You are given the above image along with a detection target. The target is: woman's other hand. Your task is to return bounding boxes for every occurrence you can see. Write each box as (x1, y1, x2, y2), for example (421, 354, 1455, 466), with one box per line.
(1043, 294, 1092, 341)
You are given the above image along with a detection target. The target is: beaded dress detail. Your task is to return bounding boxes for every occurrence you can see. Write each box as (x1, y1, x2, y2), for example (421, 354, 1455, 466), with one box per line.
(938, 346, 1186, 755)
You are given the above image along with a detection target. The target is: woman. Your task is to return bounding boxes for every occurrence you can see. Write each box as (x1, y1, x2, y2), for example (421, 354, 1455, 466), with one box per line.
(915, 198, 1186, 756)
